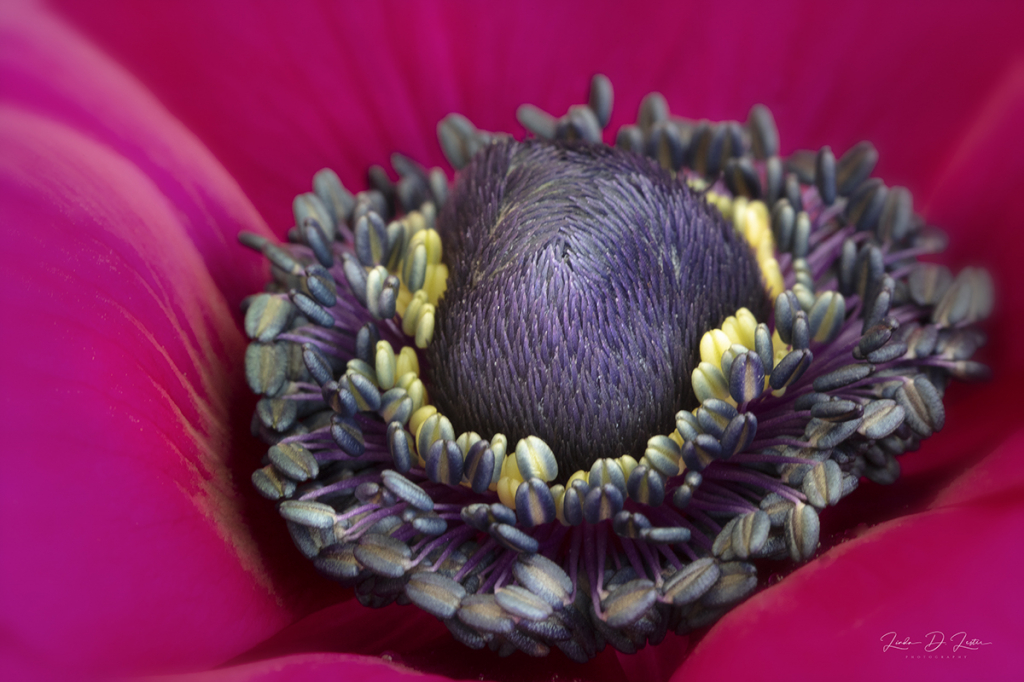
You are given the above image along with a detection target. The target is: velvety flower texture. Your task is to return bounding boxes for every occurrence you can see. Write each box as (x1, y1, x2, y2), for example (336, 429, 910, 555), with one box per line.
(1, 0, 1023, 680)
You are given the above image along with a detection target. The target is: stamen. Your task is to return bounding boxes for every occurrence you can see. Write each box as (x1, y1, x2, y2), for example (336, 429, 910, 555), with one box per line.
(240, 75, 992, 660)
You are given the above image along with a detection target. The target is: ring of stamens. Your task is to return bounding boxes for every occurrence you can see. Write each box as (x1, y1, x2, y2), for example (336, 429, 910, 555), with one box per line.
(241, 75, 992, 661)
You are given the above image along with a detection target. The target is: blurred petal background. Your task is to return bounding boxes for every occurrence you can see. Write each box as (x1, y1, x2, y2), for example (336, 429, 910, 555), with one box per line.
(0, 1, 1021, 680)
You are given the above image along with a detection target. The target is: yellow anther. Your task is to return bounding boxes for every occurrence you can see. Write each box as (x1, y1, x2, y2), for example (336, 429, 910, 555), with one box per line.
(515, 435, 559, 482)
(456, 431, 483, 456)
(692, 361, 734, 405)
(402, 290, 428, 336)
(398, 373, 428, 412)
(497, 476, 520, 509)
(395, 286, 413, 318)
(669, 430, 684, 448)
(409, 405, 438, 439)
(423, 262, 449, 305)
(405, 210, 426, 235)
(414, 303, 435, 348)
(396, 346, 420, 377)
(374, 340, 396, 390)
(762, 257, 785, 301)
(617, 454, 638, 480)
(490, 434, 508, 462)
(551, 485, 567, 526)
(699, 329, 733, 368)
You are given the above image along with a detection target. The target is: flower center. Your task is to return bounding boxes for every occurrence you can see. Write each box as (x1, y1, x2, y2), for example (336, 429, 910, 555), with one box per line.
(427, 139, 768, 477)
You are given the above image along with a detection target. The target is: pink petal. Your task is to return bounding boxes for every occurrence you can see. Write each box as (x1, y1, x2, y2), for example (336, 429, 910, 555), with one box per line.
(0, 0, 272, 304)
(49, 1, 1024, 231)
(166, 652, 460, 682)
(0, 64, 302, 682)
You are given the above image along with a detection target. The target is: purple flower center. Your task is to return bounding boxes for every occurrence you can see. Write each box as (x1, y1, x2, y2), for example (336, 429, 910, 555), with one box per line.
(427, 139, 768, 475)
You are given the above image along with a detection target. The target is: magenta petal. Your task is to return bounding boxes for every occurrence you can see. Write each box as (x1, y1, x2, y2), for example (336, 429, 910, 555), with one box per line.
(167, 652, 460, 682)
(0, 1, 273, 304)
(674, 432, 1024, 682)
(0, 104, 294, 675)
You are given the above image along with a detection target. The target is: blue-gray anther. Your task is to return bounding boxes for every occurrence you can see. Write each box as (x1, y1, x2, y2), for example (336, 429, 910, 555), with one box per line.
(865, 342, 907, 364)
(301, 218, 335, 268)
(583, 484, 624, 524)
(675, 410, 700, 441)
(354, 534, 412, 578)
(863, 280, 894, 331)
(810, 399, 863, 423)
(612, 510, 652, 538)
(895, 376, 944, 437)
(856, 244, 885, 301)
(406, 572, 466, 620)
(858, 399, 905, 440)
(615, 125, 643, 154)
(602, 579, 657, 628)
(712, 517, 738, 559)
(257, 397, 297, 432)
(302, 343, 334, 386)
(637, 92, 668, 130)
(790, 310, 810, 349)
(379, 388, 413, 425)
(781, 172, 801, 214)
(648, 121, 684, 171)
(731, 511, 770, 560)
(269, 441, 319, 481)
(701, 563, 757, 608)
(381, 469, 433, 511)
(774, 290, 800, 344)
(562, 484, 587, 526)
(517, 104, 557, 140)
(785, 503, 820, 561)
(313, 167, 354, 228)
(425, 439, 464, 485)
(458, 594, 514, 635)
(856, 320, 896, 358)
(355, 323, 380, 366)
(464, 441, 496, 494)
(245, 342, 287, 396)
(293, 192, 334, 240)
(627, 465, 666, 507)
(747, 104, 779, 160)
(279, 500, 336, 529)
(290, 290, 333, 328)
(490, 523, 540, 554)
(330, 414, 365, 456)
(324, 381, 358, 418)
(641, 526, 690, 545)
(805, 417, 861, 449)
(244, 294, 294, 342)
(728, 351, 765, 404)
(802, 460, 843, 508)
(814, 145, 836, 205)
(696, 399, 738, 438)
(813, 363, 872, 392)
(642, 437, 681, 478)
(836, 141, 878, 196)
(488, 502, 517, 526)
(765, 156, 783, 205)
(412, 513, 448, 536)
(513, 554, 573, 607)
(720, 413, 757, 458)
(588, 459, 627, 493)
(252, 465, 296, 500)
(878, 185, 912, 242)
(768, 348, 813, 391)
(304, 264, 337, 307)
(344, 371, 382, 412)
(516, 478, 556, 528)
(724, 157, 761, 199)
(661, 558, 720, 606)
(760, 494, 794, 526)
(313, 544, 361, 583)
(588, 74, 613, 129)
(848, 179, 888, 232)
(495, 584, 553, 622)
(557, 105, 601, 144)
(355, 212, 388, 267)
(341, 253, 368, 306)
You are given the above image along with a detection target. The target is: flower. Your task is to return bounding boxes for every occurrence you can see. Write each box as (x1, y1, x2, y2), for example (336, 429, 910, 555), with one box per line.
(2, 1, 1023, 681)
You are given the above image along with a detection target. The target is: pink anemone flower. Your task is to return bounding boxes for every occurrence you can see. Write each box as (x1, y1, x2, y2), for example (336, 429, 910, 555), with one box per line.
(1, 1, 1022, 680)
